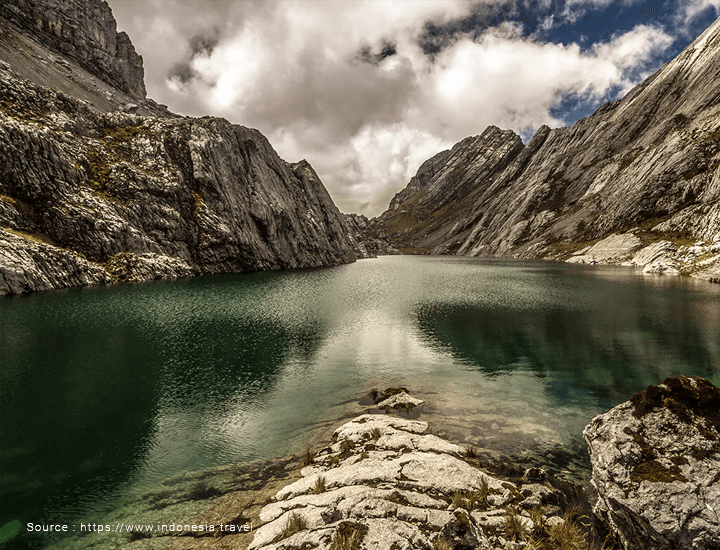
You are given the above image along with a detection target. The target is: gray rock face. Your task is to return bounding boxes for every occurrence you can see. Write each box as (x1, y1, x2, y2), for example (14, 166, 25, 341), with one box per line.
(376, 17, 720, 281)
(0, 62, 357, 294)
(378, 126, 525, 254)
(583, 376, 720, 550)
(343, 213, 400, 258)
(0, 0, 146, 98)
(566, 232, 643, 264)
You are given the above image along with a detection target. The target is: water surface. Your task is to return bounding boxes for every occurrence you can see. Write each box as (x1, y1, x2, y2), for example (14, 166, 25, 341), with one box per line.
(2, 256, 719, 548)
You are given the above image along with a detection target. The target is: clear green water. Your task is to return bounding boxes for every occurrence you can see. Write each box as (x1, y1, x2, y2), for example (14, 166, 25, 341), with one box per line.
(1, 256, 719, 548)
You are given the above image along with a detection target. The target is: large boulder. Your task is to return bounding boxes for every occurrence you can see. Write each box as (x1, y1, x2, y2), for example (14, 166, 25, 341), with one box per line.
(583, 376, 720, 550)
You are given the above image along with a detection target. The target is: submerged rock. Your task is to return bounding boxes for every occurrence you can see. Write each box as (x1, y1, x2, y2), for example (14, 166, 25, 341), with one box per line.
(375, 390, 424, 412)
(583, 376, 720, 550)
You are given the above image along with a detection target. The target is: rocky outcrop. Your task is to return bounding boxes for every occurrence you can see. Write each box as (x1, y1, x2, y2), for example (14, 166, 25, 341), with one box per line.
(564, 234, 720, 281)
(377, 126, 525, 254)
(375, 17, 720, 282)
(0, 61, 357, 294)
(248, 412, 582, 550)
(0, 0, 146, 98)
(566, 233, 643, 265)
(343, 213, 400, 258)
(583, 376, 720, 550)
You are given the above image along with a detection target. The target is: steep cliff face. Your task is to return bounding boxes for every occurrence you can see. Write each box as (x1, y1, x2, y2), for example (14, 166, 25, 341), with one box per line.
(0, 0, 145, 99)
(343, 213, 400, 258)
(378, 17, 720, 281)
(378, 126, 524, 254)
(0, 66, 357, 294)
(0, 0, 366, 295)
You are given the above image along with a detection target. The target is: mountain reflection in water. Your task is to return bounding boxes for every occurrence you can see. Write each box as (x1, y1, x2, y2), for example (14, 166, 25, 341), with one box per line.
(1, 256, 718, 548)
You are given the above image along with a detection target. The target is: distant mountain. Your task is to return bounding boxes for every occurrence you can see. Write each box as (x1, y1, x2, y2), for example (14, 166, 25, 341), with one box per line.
(0, 0, 366, 295)
(375, 17, 720, 283)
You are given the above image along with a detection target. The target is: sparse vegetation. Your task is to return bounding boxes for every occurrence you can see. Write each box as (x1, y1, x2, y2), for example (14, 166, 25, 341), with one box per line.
(464, 445, 477, 459)
(340, 439, 354, 452)
(2, 226, 56, 246)
(370, 427, 383, 440)
(503, 508, 528, 541)
(529, 507, 549, 539)
(431, 536, 455, 550)
(312, 475, 326, 494)
(329, 521, 368, 550)
(271, 512, 308, 543)
(451, 491, 467, 509)
(301, 449, 315, 467)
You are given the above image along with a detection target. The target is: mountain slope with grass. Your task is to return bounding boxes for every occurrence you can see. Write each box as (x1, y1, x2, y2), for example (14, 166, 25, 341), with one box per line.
(376, 16, 720, 282)
(0, 0, 361, 295)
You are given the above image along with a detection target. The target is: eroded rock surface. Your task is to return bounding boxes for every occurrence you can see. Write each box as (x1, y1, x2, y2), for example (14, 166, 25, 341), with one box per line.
(343, 213, 400, 258)
(583, 376, 720, 550)
(248, 414, 576, 550)
(0, 61, 358, 294)
(0, 0, 146, 98)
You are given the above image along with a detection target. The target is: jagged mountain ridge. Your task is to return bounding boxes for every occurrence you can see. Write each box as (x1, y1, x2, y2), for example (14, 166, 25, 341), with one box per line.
(377, 16, 720, 281)
(0, 0, 364, 295)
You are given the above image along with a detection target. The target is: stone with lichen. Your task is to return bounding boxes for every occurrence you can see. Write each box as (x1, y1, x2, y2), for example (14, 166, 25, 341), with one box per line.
(583, 375, 720, 550)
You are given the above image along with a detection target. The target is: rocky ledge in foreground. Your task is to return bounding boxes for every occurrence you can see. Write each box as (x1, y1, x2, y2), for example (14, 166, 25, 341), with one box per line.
(584, 376, 720, 550)
(248, 405, 595, 549)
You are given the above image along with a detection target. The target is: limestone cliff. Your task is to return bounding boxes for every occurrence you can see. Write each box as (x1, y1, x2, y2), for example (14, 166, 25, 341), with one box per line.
(0, 0, 360, 295)
(377, 17, 720, 282)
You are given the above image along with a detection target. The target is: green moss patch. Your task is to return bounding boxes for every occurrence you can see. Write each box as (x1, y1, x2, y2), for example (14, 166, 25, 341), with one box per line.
(630, 459, 688, 484)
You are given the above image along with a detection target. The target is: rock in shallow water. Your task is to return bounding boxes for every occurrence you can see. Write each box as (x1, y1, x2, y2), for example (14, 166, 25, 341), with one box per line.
(583, 376, 720, 550)
(248, 414, 575, 550)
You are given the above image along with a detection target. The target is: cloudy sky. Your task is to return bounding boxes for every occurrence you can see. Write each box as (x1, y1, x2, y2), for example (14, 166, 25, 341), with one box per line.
(110, 0, 720, 217)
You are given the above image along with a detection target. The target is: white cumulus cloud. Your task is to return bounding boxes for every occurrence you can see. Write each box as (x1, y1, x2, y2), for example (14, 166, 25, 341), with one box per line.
(111, 0, 678, 217)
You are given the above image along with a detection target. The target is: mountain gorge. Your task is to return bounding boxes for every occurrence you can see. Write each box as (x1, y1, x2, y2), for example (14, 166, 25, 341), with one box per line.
(0, 0, 365, 295)
(376, 17, 720, 282)
(2, 0, 720, 295)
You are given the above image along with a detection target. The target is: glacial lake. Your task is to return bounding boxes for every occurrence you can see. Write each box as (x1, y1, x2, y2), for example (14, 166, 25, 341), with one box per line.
(2, 255, 720, 548)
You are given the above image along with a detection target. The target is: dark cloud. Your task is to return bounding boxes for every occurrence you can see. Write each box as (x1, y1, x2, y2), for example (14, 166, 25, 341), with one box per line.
(189, 33, 219, 57)
(169, 62, 197, 84)
(168, 31, 219, 85)
(417, 2, 530, 57)
(357, 40, 398, 65)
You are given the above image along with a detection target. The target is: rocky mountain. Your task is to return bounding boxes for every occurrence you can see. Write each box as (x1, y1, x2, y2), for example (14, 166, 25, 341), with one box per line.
(343, 213, 400, 258)
(376, 17, 720, 282)
(0, 0, 145, 99)
(0, 0, 361, 295)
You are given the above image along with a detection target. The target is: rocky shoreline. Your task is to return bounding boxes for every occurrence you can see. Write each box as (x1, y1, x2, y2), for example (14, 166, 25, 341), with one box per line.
(45, 378, 719, 550)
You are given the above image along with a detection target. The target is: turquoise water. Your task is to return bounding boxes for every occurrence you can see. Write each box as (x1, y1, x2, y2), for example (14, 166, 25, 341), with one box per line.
(1, 256, 719, 548)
